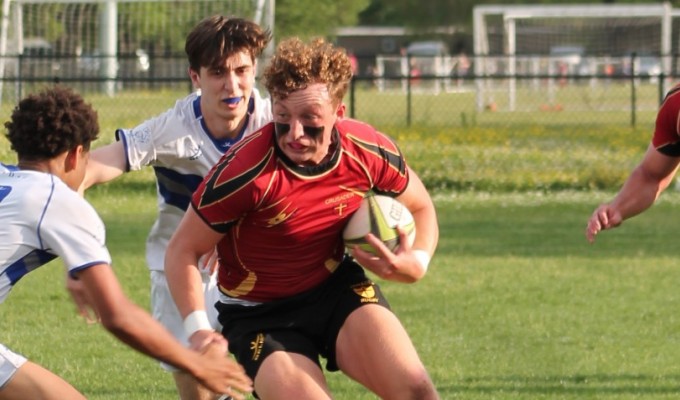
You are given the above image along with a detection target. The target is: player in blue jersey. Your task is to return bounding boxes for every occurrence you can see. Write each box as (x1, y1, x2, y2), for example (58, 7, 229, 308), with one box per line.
(77, 16, 272, 400)
(0, 86, 252, 400)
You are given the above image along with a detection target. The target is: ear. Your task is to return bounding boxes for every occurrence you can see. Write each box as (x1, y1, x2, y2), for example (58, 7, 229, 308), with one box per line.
(188, 67, 200, 90)
(336, 102, 346, 118)
(64, 145, 84, 172)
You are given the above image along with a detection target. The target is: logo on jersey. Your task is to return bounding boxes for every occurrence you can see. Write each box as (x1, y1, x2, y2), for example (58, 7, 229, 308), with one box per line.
(129, 126, 152, 144)
(249, 333, 265, 361)
(265, 200, 296, 226)
(189, 147, 203, 160)
(0, 185, 11, 202)
(352, 281, 378, 303)
(325, 187, 363, 217)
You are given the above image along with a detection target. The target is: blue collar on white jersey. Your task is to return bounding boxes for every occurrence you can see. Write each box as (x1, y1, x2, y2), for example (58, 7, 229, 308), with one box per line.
(0, 163, 19, 171)
(193, 95, 254, 153)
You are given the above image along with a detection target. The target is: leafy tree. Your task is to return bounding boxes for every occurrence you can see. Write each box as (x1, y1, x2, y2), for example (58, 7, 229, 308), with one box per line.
(274, 0, 370, 40)
(359, 0, 673, 29)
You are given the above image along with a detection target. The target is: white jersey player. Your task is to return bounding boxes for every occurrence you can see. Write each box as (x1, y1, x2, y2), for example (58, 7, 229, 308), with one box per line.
(0, 86, 252, 400)
(80, 16, 273, 400)
(0, 164, 111, 305)
(0, 165, 111, 392)
(115, 89, 271, 340)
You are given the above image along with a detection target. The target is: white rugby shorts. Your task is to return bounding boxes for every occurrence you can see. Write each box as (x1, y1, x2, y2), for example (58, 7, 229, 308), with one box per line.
(0, 343, 27, 388)
(150, 270, 222, 372)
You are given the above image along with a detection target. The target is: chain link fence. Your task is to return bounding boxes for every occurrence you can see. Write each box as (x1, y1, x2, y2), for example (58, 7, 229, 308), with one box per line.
(0, 53, 670, 130)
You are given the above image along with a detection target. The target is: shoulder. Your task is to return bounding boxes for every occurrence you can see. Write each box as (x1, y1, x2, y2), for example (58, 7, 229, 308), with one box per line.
(208, 123, 276, 176)
(195, 124, 276, 208)
(653, 87, 680, 156)
(248, 88, 273, 128)
(338, 119, 401, 153)
(119, 93, 201, 144)
(50, 179, 102, 219)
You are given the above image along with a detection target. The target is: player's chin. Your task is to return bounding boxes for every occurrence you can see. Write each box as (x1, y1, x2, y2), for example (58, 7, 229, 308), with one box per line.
(281, 146, 312, 164)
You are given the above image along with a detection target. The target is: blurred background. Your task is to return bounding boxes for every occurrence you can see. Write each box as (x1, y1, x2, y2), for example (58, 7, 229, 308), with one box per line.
(0, 0, 678, 130)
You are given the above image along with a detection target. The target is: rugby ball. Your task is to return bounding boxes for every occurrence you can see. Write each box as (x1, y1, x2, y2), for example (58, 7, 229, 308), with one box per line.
(343, 194, 416, 255)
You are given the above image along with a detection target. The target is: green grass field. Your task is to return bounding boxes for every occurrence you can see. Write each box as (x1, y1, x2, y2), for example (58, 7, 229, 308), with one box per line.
(5, 188, 680, 399)
(2, 88, 680, 399)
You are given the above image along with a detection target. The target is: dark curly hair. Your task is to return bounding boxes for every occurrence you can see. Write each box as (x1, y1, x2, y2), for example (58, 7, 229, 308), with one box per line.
(185, 15, 271, 72)
(4, 85, 99, 161)
(263, 37, 353, 105)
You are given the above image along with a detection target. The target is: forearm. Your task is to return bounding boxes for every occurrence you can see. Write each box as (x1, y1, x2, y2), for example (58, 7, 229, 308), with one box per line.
(410, 204, 439, 256)
(102, 299, 204, 373)
(165, 248, 208, 319)
(610, 167, 669, 221)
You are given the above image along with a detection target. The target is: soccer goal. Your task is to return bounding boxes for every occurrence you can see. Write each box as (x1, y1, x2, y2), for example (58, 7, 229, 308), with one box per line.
(0, 0, 275, 102)
(472, 3, 679, 113)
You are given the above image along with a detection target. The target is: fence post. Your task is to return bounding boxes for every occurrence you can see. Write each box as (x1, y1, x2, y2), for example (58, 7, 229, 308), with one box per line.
(657, 71, 665, 106)
(406, 54, 412, 126)
(630, 52, 636, 128)
(349, 76, 356, 119)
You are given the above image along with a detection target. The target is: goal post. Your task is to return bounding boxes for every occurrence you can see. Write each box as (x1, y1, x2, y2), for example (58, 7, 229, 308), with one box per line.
(473, 3, 675, 113)
(0, 0, 275, 102)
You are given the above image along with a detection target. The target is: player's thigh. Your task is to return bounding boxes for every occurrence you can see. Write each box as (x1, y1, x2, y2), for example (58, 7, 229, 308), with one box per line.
(0, 344, 25, 391)
(335, 304, 426, 392)
(254, 352, 331, 400)
(150, 271, 187, 342)
(150, 270, 221, 341)
(0, 360, 85, 400)
(203, 271, 222, 331)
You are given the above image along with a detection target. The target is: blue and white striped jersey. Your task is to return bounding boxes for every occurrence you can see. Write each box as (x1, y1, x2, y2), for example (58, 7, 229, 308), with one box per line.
(115, 89, 272, 271)
(0, 165, 112, 303)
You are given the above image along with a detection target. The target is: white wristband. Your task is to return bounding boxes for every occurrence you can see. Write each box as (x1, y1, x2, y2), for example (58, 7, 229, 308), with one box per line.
(183, 310, 212, 337)
(413, 250, 431, 273)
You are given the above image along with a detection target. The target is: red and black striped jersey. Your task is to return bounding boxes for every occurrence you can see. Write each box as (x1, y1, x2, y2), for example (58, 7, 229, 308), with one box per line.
(192, 118, 409, 302)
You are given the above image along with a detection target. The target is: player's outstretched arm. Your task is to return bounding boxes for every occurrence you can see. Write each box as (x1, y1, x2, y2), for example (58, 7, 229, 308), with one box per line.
(64, 270, 99, 324)
(75, 263, 252, 397)
(586, 144, 680, 243)
(79, 141, 127, 193)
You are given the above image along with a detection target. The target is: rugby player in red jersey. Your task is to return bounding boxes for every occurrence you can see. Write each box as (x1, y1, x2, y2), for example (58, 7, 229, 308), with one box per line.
(166, 37, 440, 400)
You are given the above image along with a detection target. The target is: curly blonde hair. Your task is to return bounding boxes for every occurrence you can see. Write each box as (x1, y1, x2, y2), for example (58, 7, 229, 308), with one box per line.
(263, 38, 353, 105)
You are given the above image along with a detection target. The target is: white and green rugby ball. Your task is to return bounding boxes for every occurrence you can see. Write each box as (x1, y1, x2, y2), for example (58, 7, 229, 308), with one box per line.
(343, 194, 416, 255)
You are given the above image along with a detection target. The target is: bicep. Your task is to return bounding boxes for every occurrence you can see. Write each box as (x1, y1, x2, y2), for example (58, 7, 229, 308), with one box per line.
(169, 207, 224, 258)
(397, 167, 433, 213)
(75, 263, 127, 319)
(639, 144, 680, 184)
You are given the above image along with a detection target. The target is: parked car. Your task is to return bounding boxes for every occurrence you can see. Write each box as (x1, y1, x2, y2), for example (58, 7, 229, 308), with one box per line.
(405, 41, 450, 77)
(549, 45, 591, 76)
(621, 52, 661, 82)
(405, 41, 449, 58)
(4, 37, 61, 77)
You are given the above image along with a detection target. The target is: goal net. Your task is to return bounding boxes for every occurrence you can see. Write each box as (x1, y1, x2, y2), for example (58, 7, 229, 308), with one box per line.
(0, 0, 274, 102)
(472, 3, 677, 113)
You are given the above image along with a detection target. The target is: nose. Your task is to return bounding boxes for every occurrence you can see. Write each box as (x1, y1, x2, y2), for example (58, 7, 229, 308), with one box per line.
(289, 119, 305, 140)
(223, 71, 239, 91)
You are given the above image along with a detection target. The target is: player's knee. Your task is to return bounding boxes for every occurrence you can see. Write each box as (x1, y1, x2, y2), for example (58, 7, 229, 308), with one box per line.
(391, 368, 437, 400)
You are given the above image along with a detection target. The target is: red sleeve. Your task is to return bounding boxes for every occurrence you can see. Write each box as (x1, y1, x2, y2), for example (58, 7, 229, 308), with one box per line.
(339, 119, 409, 196)
(653, 85, 680, 157)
